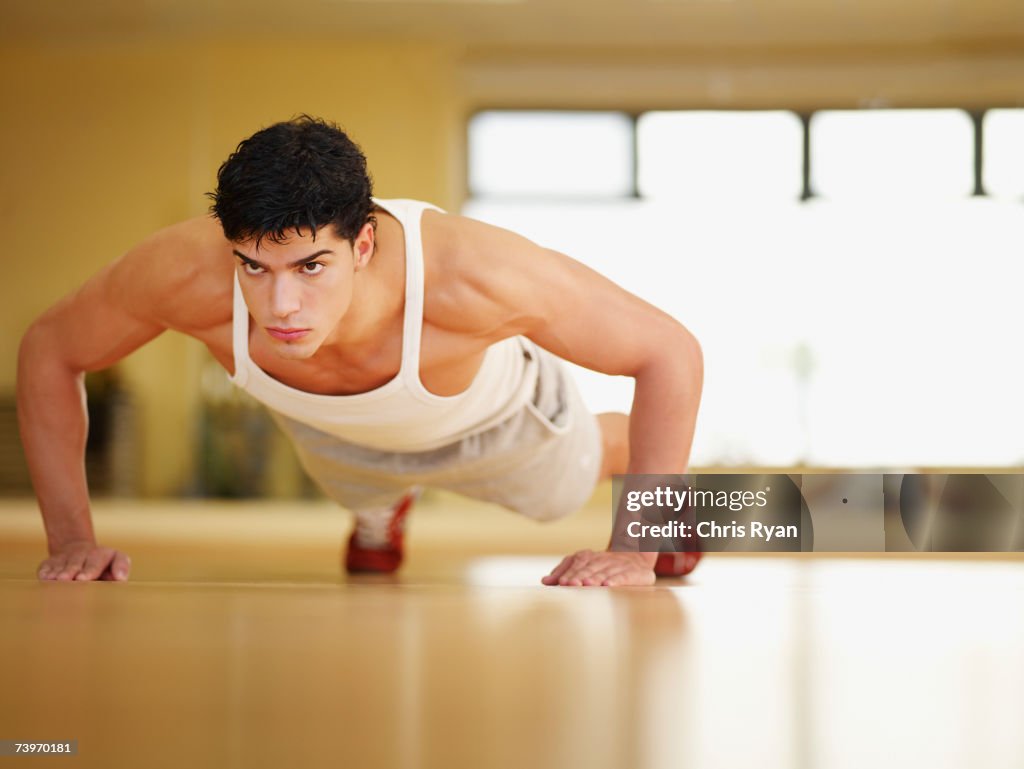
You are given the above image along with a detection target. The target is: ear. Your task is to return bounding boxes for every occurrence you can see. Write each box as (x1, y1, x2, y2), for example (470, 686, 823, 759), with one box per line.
(352, 221, 375, 271)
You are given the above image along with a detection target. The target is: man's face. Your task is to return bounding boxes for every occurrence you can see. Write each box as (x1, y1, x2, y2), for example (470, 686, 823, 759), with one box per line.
(232, 222, 374, 360)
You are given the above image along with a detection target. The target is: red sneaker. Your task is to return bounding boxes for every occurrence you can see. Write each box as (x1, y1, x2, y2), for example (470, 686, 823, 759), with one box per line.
(654, 551, 703, 577)
(344, 489, 419, 574)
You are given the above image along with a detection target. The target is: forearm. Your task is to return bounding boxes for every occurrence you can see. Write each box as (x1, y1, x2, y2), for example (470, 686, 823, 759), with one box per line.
(17, 326, 96, 553)
(606, 342, 701, 553)
(626, 334, 703, 475)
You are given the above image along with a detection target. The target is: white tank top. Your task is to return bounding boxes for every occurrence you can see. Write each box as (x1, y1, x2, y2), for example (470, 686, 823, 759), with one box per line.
(227, 198, 540, 452)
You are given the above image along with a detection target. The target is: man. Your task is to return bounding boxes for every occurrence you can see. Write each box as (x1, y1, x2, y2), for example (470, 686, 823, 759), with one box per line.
(18, 116, 703, 587)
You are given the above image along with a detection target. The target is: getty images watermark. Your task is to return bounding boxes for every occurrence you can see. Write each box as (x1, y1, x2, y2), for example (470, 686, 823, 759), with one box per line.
(610, 474, 1024, 553)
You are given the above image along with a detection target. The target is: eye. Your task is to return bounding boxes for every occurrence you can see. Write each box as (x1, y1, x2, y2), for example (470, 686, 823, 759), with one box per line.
(301, 262, 325, 275)
(241, 261, 264, 276)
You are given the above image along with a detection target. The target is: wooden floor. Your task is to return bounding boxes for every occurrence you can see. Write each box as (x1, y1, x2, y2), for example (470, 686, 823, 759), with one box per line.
(1, 487, 1023, 769)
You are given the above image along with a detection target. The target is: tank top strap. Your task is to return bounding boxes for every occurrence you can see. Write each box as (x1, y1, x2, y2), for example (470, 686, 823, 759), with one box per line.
(400, 203, 427, 388)
(378, 199, 444, 391)
(229, 270, 250, 387)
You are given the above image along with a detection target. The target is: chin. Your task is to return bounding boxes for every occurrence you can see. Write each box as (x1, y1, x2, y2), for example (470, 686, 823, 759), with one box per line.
(271, 339, 320, 360)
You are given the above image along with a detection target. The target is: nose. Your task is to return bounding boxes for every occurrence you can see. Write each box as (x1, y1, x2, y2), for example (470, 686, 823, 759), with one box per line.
(270, 276, 301, 319)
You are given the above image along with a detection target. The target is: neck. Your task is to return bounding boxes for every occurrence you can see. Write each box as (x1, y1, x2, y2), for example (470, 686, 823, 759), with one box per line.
(320, 223, 404, 355)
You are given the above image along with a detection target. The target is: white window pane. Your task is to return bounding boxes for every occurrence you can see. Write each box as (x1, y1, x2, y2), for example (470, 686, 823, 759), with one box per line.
(468, 111, 633, 197)
(463, 195, 1024, 468)
(984, 109, 1024, 200)
(638, 111, 803, 202)
(811, 109, 974, 200)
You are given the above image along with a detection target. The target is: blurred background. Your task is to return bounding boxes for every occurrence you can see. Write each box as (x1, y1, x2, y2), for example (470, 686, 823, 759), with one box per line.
(2, 0, 1023, 500)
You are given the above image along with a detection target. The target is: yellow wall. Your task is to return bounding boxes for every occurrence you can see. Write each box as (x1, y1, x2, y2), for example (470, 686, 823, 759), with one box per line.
(1, 40, 460, 495)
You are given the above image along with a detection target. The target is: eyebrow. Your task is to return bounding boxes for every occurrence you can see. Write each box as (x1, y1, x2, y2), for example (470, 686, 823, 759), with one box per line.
(232, 249, 334, 269)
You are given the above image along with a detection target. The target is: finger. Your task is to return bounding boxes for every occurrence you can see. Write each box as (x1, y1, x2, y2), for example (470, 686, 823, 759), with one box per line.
(557, 550, 603, 584)
(109, 552, 131, 581)
(589, 561, 641, 586)
(601, 568, 636, 587)
(56, 551, 88, 581)
(561, 554, 608, 584)
(38, 558, 61, 580)
(583, 557, 647, 587)
(542, 558, 574, 585)
(581, 569, 615, 586)
(76, 549, 113, 581)
(542, 555, 575, 585)
(561, 563, 595, 586)
(558, 559, 586, 585)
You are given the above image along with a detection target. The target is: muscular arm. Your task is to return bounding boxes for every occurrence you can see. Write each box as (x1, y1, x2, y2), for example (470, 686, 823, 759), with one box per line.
(18, 278, 163, 561)
(433, 214, 702, 473)
(432, 214, 703, 586)
(524, 254, 702, 477)
(17, 217, 224, 580)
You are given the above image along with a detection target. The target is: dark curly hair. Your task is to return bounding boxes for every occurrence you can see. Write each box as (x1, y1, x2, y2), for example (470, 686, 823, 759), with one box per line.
(208, 115, 375, 247)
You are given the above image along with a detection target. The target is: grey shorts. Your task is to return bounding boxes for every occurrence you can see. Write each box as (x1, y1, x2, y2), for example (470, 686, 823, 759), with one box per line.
(270, 346, 603, 521)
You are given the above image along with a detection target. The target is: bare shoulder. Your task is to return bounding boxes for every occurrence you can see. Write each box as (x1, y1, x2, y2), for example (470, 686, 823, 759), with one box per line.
(420, 209, 556, 339)
(25, 215, 235, 374)
(418, 208, 689, 372)
(105, 214, 234, 334)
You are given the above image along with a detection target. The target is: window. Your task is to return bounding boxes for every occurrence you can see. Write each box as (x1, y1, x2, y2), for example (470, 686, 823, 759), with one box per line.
(468, 111, 633, 198)
(984, 109, 1024, 200)
(465, 109, 1024, 467)
(638, 110, 803, 202)
(811, 109, 974, 200)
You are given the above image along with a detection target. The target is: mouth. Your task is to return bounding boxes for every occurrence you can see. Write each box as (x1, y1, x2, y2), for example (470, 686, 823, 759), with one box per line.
(266, 327, 311, 342)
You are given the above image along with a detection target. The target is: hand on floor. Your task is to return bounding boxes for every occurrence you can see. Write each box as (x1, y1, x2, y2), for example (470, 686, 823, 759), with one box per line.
(37, 541, 132, 582)
(541, 549, 658, 587)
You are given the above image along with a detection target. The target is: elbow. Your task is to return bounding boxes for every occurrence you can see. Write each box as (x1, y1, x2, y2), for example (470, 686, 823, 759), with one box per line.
(18, 318, 76, 383)
(17, 321, 47, 371)
(16, 323, 46, 399)
(674, 325, 703, 395)
(635, 322, 703, 395)
(658, 321, 702, 384)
